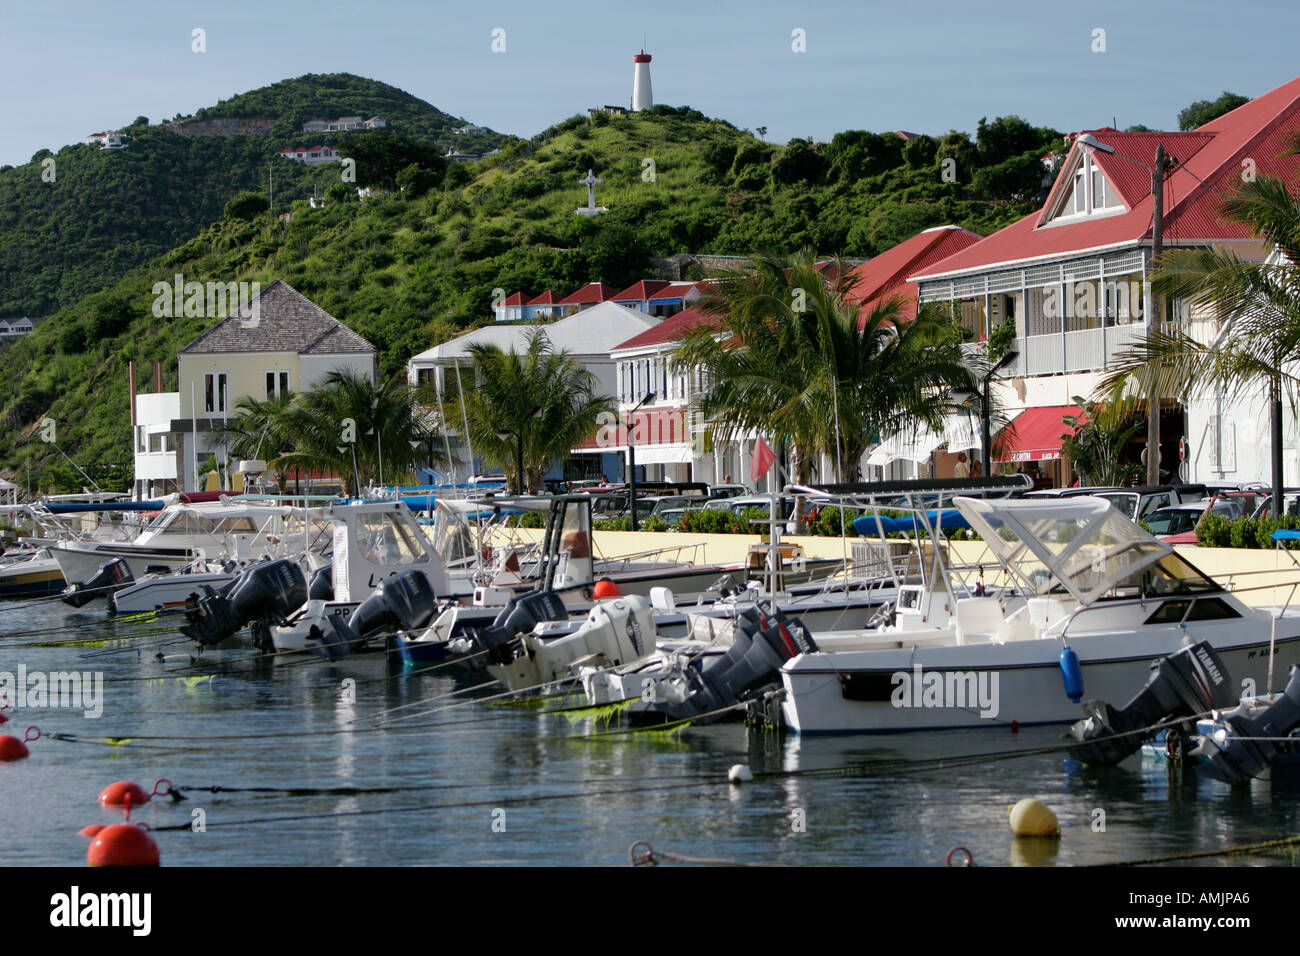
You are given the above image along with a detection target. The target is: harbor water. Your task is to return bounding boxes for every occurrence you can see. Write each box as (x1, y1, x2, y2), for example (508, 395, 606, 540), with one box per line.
(5, 599, 1300, 867)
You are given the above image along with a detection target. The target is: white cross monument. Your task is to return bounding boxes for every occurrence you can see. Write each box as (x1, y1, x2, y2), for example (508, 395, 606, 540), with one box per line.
(575, 168, 608, 216)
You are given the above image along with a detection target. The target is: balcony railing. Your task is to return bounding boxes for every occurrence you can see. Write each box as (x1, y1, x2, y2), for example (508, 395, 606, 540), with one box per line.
(1000, 323, 1147, 378)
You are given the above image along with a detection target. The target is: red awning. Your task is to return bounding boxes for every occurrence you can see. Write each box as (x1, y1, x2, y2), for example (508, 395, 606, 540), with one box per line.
(994, 405, 1085, 463)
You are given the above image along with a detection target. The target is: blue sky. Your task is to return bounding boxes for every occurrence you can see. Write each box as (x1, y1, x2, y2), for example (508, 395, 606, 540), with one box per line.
(3, 0, 1299, 167)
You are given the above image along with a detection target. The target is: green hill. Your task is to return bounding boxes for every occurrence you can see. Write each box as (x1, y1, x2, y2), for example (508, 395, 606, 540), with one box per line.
(0, 100, 1062, 491)
(0, 73, 502, 317)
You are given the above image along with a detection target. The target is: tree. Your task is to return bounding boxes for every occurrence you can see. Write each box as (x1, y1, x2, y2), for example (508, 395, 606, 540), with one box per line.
(223, 191, 270, 221)
(1179, 92, 1249, 131)
(339, 131, 447, 190)
(1060, 396, 1144, 486)
(1097, 174, 1300, 513)
(216, 371, 429, 495)
(450, 329, 614, 493)
(675, 249, 978, 528)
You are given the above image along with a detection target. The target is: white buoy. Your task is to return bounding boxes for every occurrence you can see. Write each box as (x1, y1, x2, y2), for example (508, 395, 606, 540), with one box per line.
(728, 764, 753, 784)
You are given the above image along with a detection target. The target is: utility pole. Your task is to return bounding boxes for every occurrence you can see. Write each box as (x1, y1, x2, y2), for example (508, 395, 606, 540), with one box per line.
(1147, 144, 1169, 486)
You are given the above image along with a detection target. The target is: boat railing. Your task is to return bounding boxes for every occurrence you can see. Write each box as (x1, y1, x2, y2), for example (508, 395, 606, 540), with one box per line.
(589, 541, 707, 573)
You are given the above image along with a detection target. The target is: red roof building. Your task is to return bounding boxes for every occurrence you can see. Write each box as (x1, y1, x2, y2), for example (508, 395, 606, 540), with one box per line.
(494, 291, 528, 323)
(558, 282, 619, 313)
(612, 280, 672, 312)
(906, 76, 1300, 481)
(846, 225, 983, 322)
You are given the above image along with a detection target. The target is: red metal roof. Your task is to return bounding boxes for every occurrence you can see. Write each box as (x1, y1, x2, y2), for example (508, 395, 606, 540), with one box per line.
(612, 280, 672, 301)
(610, 307, 716, 352)
(502, 291, 526, 306)
(847, 226, 984, 321)
(526, 290, 560, 305)
(558, 282, 618, 305)
(913, 75, 1300, 281)
(648, 281, 709, 302)
(994, 404, 1084, 463)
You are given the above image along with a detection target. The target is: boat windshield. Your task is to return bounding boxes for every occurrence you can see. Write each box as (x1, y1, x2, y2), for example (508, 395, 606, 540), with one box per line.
(954, 496, 1221, 604)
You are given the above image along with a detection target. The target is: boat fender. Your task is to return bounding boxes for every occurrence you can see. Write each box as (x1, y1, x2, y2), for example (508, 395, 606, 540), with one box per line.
(1059, 646, 1083, 703)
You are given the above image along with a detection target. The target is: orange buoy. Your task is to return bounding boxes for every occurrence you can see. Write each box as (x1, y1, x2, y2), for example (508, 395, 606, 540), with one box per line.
(86, 824, 159, 867)
(593, 579, 620, 599)
(99, 781, 150, 808)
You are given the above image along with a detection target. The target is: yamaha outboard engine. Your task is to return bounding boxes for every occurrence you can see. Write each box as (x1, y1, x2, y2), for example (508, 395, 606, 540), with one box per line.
(308, 565, 333, 602)
(180, 559, 307, 647)
(62, 557, 134, 608)
(469, 590, 569, 665)
(1198, 665, 1300, 784)
(1067, 641, 1236, 765)
(649, 602, 817, 723)
(310, 570, 437, 660)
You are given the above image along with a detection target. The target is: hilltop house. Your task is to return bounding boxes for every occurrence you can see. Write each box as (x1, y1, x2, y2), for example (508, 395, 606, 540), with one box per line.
(301, 116, 386, 133)
(909, 75, 1300, 488)
(279, 144, 343, 165)
(131, 280, 376, 496)
(0, 318, 35, 337)
(84, 132, 127, 149)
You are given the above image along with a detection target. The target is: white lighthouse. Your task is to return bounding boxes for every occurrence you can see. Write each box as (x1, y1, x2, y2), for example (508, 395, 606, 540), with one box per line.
(632, 50, 652, 111)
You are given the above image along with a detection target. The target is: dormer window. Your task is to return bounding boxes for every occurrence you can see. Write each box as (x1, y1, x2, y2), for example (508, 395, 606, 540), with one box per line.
(1046, 154, 1124, 224)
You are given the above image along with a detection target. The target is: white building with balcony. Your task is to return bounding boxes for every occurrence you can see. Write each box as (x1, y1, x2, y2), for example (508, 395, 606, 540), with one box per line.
(910, 76, 1300, 487)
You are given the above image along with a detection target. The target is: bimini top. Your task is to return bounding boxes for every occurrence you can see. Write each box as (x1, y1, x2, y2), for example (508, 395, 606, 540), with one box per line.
(954, 495, 1221, 605)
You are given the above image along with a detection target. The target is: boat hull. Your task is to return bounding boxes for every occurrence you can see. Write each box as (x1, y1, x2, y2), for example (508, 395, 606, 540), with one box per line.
(781, 625, 1300, 734)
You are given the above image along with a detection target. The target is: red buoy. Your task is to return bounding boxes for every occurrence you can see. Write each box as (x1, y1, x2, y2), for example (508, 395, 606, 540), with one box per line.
(593, 579, 620, 599)
(99, 781, 150, 808)
(0, 736, 27, 760)
(79, 824, 106, 838)
(86, 824, 159, 867)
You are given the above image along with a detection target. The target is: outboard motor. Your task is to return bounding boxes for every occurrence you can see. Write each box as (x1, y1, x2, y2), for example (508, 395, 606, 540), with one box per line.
(180, 559, 307, 647)
(649, 602, 817, 723)
(1067, 641, 1236, 765)
(1198, 665, 1300, 784)
(308, 565, 333, 602)
(310, 570, 437, 661)
(469, 590, 569, 665)
(61, 557, 134, 608)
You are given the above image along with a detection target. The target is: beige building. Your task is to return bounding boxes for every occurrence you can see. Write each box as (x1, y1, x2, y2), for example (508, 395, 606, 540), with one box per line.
(133, 279, 376, 495)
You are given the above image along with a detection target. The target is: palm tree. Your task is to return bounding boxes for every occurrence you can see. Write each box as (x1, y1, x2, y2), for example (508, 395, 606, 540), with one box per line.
(452, 329, 614, 493)
(675, 250, 978, 524)
(1097, 174, 1300, 514)
(218, 371, 431, 496)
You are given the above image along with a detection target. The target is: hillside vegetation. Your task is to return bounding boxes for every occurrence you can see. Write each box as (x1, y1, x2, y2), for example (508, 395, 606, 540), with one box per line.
(0, 91, 1065, 491)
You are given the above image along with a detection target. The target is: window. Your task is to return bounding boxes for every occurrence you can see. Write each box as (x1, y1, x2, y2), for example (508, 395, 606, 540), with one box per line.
(1048, 156, 1124, 223)
(265, 370, 290, 400)
(204, 373, 227, 414)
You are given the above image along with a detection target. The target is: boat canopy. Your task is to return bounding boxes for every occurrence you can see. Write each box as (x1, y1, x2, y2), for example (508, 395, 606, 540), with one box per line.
(954, 495, 1221, 605)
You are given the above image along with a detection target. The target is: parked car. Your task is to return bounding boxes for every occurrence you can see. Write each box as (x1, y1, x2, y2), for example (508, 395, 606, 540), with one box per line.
(708, 484, 750, 499)
(1250, 492, 1300, 520)
(1058, 485, 1186, 522)
(1144, 496, 1249, 544)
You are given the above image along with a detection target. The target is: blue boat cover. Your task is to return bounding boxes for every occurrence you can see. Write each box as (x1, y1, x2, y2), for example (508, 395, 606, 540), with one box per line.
(852, 508, 971, 536)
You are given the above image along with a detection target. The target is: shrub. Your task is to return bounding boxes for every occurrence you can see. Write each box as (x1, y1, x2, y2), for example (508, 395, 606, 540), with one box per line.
(223, 191, 270, 222)
(1195, 512, 1232, 547)
(1229, 517, 1258, 549)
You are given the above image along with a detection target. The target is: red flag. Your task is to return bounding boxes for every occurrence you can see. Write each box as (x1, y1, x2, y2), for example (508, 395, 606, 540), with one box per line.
(750, 437, 776, 483)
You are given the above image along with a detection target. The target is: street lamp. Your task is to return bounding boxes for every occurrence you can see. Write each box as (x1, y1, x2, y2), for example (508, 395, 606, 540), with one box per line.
(626, 391, 655, 531)
(982, 349, 1019, 478)
(1077, 133, 1176, 486)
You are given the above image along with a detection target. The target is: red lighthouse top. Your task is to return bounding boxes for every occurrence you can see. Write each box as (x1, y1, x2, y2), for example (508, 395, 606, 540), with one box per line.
(633, 51, 651, 62)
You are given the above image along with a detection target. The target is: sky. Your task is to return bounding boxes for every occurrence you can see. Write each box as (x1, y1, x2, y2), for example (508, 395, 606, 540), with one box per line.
(3, 0, 1300, 167)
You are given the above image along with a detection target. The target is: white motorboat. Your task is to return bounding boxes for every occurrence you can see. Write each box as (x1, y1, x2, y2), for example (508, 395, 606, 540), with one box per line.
(49, 498, 299, 586)
(779, 495, 1300, 734)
